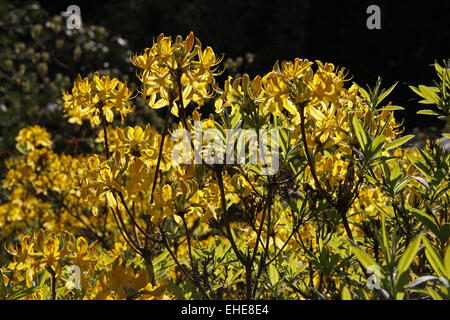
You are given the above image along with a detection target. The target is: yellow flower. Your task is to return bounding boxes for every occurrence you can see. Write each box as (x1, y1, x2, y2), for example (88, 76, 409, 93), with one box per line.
(15, 125, 52, 154)
(63, 72, 133, 127)
(132, 32, 221, 116)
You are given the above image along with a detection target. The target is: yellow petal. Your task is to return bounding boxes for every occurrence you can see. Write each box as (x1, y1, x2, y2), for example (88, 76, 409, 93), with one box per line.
(185, 31, 194, 53)
(162, 185, 172, 202)
(104, 107, 114, 123)
(105, 191, 117, 208)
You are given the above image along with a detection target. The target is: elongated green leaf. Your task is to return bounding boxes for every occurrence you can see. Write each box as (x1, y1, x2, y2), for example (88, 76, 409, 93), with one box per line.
(435, 61, 445, 76)
(418, 85, 440, 103)
(379, 112, 393, 136)
(384, 135, 415, 151)
(341, 286, 352, 300)
(408, 275, 440, 288)
(394, 177, 411, 195)
(410, 176, 430, 190)
(397, 234, 422, 277)
(423, 238, 446, 278)
(410, 85, 440, 104)
(357, 85, 371, 104)
(395, 291, 405, 300)
(379, 105, 404, 111)
(378, 82, 398, 105)
(213, 121, 227, 143)
(427, 288, 444, 300)
(417, 109, 441, 116)
(444, 245, 450, 279)
(278, 126, 289, 157)
(395, 235, 422, 300)
(352, 116, 368, 150)
(410, 207, 439, 236)
(370, 135, 385, 157)
(0, 270, 5, 300)
(350, 243, 379, 272)
(406, 154, 432, 179)
(380, 218, 391, 266)
(438, 223, 450, 246)
(370, 200, 393, 218)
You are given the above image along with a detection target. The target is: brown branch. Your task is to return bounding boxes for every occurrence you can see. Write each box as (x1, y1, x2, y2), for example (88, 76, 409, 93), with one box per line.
(298, 103, 332, 203)
(214, 166, 246, 266)
(159, 221, 210, 300)
(46, 265, 56, 300)
(98, 105, 110, 159)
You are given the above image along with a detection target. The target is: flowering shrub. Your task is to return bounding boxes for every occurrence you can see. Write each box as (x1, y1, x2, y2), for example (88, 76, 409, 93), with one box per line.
(0, 32, 449, 300)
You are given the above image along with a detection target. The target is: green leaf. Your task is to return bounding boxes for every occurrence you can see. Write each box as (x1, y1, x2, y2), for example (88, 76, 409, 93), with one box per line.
(444, 245, 450, 279)
(370, 135, 385, 157)
(352, 116, 368, 150)
(349, 242, 379, 273)
(384, 135, 415, 151)
(395, 291, 405, 300)
(379, 112, 393, 136)
(410, 85, 440, 104)
(394, 177, 411, 194)
(213, 121, 227, 143)
(408, 275, 440, 288)
(406, 154, 432, 179)
(427, 288, 444, 300)
(396, 235, 422, 300)
(370, 200, 393, 218)
(278, 126, 289, 157)
(268, 264, 280, 287)
(418, 85, 440, 103)
(230, 112, 242, 130)
(378, 82, 398, 105)
(417, 109, 441, 116)
(380, 218, 392, 266)
(341, 286, 352, 300)
(397, 234, 422, 277)
(410, 207, 439, 236)
(0, 270, 5, 300)
(231, 269, 245, 283)
(357, 84, 371, 104)
(423, 237, 446, 278)
(438, 223, 450, 246)
(379, 105, 405, 111)
(410, 176, 430, 190)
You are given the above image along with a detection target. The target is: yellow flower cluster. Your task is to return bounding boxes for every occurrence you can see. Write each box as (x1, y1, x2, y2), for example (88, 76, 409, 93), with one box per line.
(2, 31, 444, 300)
(15, 125, 52, 154)
(62, 72, 134, 127)
(4, 229, 168, 300)
(132, 31, 222, 116)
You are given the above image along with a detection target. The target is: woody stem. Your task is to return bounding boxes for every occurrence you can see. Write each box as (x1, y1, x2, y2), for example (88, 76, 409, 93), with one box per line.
(143, 100, 174, 285)
(98, 105, 110, 159)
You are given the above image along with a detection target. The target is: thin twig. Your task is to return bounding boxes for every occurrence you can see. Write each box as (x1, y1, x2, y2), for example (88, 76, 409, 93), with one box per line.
(215, 166, 246, 265)
(159, 221, 210, 300)
(181, 214, 196, 274)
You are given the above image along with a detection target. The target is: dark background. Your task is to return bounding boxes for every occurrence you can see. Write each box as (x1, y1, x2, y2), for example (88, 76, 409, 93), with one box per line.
(17, 0, 450, 132)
